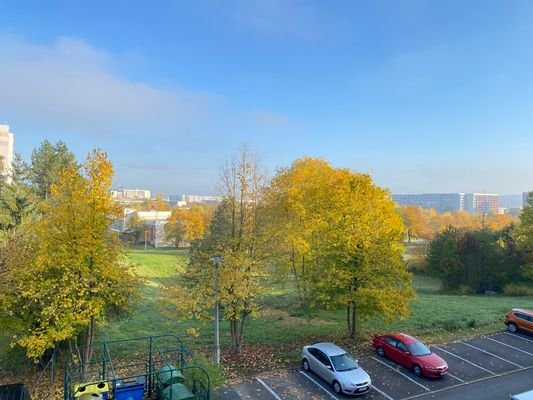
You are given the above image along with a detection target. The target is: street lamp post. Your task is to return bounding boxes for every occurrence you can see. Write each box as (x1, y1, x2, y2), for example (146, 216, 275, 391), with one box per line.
(209, 256, 222, 365)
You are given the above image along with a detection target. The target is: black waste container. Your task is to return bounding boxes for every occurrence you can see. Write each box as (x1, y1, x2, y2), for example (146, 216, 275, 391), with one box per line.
(0, 384, 31, 400)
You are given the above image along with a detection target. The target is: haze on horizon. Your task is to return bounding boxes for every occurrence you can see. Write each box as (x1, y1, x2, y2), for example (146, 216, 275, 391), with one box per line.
(1, 1, 532, 195)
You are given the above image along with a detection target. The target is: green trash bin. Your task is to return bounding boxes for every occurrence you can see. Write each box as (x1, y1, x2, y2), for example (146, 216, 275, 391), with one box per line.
(161, 383, 195, 400)
(156, 365, 185, 387)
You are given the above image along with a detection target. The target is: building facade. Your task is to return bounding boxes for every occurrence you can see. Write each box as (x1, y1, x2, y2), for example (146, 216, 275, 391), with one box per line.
(179, 194, 222, 204)
(0, 124, 14, 183)
(393, 192, 499, 215)
(392, 193, 465, 213)
(120, 208, 172, 247)
(111, 189, 152, 200)
(464, 193, 499, 215)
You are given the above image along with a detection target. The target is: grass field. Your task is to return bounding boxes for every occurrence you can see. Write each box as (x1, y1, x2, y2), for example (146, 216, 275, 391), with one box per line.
(99, 246, 533, 360)
(2, 243, 533, 374)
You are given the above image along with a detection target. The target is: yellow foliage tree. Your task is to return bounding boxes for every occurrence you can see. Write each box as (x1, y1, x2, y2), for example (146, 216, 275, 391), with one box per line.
(163, 147, 269, 354)
(267, 158, 415, 337)
(0, 150, 139, 363)
(164, 204, 214, 247)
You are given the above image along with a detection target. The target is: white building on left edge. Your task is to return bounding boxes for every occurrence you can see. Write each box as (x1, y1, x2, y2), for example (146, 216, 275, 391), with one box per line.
(0, 124, 14, 183)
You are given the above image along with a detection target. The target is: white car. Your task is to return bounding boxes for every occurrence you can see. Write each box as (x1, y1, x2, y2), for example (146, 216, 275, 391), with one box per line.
(302, 342, 371, 395)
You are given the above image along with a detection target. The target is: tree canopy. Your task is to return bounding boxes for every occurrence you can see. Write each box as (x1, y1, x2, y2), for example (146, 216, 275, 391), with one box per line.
(163, 147, 270, 354)
(29, 140, 78, 200)
(266, 158, 414, 337)
(0, 150, 139, 361)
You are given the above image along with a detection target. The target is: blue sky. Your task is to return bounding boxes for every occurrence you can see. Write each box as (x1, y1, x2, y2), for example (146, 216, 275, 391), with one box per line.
(1, 0, 532, 195)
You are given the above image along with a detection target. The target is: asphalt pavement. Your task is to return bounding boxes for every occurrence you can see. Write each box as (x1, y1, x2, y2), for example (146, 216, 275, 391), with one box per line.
(216, 331, 533, 400)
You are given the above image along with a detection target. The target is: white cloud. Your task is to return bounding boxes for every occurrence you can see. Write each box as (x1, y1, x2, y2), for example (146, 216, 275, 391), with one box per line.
(0, 35, 221, 137)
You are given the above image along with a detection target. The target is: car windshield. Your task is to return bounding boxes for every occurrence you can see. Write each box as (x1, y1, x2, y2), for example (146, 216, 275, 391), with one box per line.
(407, 341, 432, 356)
(330, 353, 359, 372)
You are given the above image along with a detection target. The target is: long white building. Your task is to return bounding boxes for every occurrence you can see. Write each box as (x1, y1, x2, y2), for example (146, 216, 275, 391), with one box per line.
(0, 124, 14, 183)
(393, 192, 499, 215)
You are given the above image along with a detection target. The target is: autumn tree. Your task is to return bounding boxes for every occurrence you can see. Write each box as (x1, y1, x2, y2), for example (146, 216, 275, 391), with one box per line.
(163, 147, 269, 354)
(0, 150, 139, 363)
(29, 140, 78, 200)
(399, 206, 431, 241)
(267, 158, 414, 338)
(164, 204, 214, 247)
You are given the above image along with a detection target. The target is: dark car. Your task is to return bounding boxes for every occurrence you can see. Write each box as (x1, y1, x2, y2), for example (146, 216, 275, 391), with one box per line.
(372, 333, 448, 378)
(0, 384, 32, 400)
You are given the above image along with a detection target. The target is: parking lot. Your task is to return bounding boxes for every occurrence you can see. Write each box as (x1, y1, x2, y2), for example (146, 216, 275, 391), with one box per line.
(216, 331, 533, 400)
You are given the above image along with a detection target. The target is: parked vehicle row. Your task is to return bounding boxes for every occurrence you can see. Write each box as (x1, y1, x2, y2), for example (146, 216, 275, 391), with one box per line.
(301, 308, 533, 396)
(301, 332, 445, 396)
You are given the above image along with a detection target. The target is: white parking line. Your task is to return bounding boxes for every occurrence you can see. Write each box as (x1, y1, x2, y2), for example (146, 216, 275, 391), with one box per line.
(298, 371, 339, 400)
(504, 331, 533, 344)
(432, 346, 496, 375)
(485, 337, 533, 357)
(371, 357, 430, 392)
(371, 384, 395, 400)
(446, 372, 465, 383)
(459, 341, 524, 368)
(256, 378, 283, 400)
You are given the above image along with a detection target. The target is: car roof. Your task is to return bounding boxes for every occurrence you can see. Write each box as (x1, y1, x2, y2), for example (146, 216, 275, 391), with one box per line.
(381, 333, 418, 344)
(311, 342, 346, 356)
(512, 308, 533, 315)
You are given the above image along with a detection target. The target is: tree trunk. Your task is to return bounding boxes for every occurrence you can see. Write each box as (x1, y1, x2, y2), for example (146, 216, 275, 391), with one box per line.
(351, 303, 357, 338)
(347, 303, 357, 338)
(230, 320, 238, 354)
(82, 315, 95, 375)
(346, 306, 350, 334)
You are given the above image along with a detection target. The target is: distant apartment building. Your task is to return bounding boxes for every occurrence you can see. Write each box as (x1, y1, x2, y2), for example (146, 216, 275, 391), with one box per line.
(0, 124, 14, 183)
(464, 193, 499, 215)
(111, 189, 151, 200)
(177, 194, 222, 205)
(393, 192, 499, 215)
(392, 193, 464, 213)
(166, 194, 187, 207)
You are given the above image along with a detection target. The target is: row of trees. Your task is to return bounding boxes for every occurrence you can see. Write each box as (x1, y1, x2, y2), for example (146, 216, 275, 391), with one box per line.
(399, 206, 516, 242)
(0, 142, 139, 366)
(164, 149, 415, 353)
(427, 193, 533, 294)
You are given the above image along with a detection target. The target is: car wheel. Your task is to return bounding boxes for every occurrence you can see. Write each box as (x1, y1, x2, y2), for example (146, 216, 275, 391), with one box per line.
(302, 358, 311, 372)
(508, 323, 518, 333)
(332, 380, 342, 394)
(376, 347, 385, 358)
(413, 364, 423, 377)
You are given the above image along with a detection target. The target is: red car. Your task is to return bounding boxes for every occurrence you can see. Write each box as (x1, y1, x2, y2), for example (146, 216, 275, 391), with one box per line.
(372, 333, 448, 378)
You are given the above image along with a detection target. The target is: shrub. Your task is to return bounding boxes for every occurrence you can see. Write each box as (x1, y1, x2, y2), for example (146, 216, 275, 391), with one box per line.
(502, 284, 533, 297)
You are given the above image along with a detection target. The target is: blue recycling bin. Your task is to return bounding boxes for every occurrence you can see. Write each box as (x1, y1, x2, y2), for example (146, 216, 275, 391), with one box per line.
(114, 376, 145, 400)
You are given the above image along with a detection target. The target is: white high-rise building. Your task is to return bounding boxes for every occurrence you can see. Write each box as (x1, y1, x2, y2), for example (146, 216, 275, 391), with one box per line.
(0, 124, 14, 183)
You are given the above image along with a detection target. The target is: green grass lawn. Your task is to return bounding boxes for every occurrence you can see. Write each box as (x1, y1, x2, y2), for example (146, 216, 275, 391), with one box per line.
(99, 246, 533, 357)
(2, 244, 533, 373)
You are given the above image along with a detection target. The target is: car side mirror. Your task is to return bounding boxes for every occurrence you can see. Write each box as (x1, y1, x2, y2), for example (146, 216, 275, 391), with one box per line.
(404, 351, 410, 355)
(326, 365, 332, 370)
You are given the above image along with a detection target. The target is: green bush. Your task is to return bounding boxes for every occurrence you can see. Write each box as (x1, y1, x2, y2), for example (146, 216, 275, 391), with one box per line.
(502, 284, 533, 297)
(189, 354, 226, 391)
